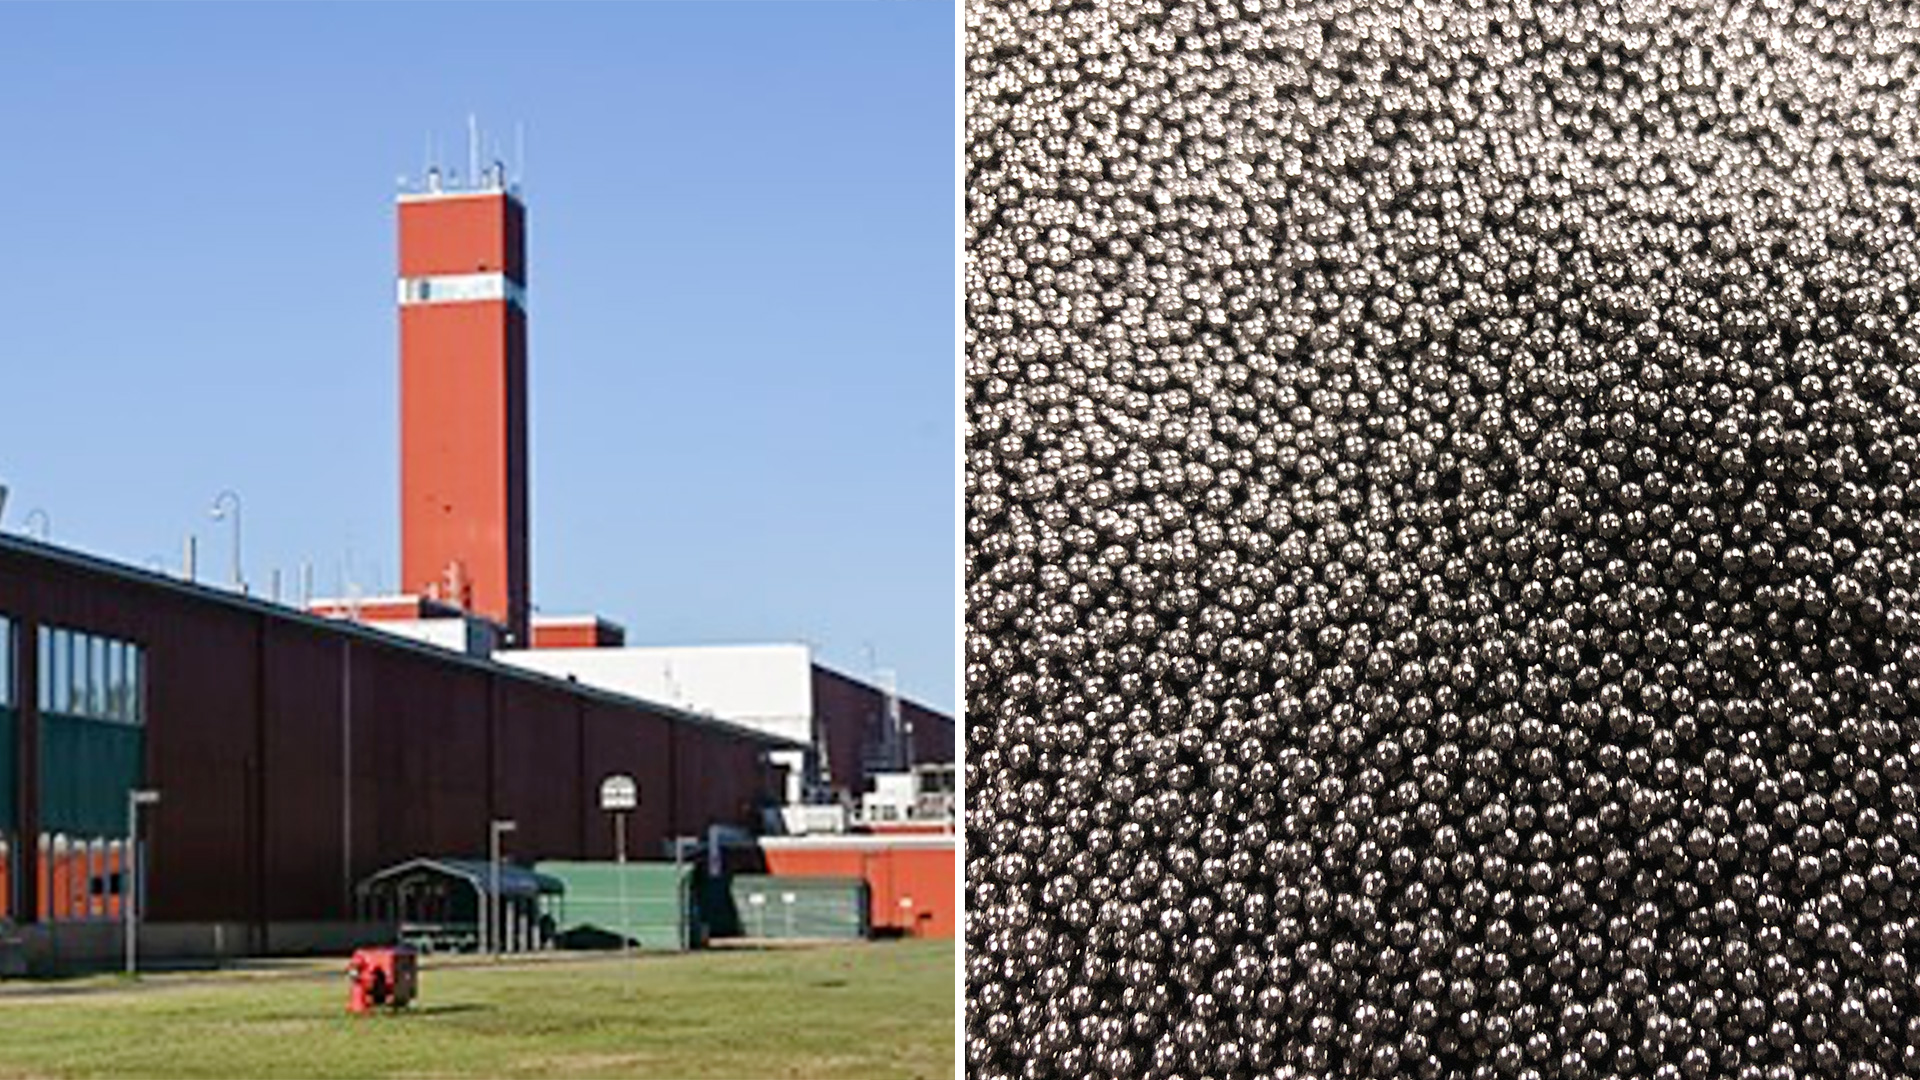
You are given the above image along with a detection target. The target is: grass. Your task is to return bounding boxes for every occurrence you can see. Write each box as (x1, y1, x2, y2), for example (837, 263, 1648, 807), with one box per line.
(0, 940, 954, 1079)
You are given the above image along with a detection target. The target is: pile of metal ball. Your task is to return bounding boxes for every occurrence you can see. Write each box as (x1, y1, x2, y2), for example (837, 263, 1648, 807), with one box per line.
(964, 1, 1920, 1077)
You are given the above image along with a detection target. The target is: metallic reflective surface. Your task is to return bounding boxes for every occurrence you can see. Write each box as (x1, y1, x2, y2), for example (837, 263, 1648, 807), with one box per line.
(965, 1, 1920, 1076)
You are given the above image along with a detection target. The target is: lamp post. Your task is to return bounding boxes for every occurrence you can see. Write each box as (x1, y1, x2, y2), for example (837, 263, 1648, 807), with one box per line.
(488, 818, 517, 958)
(209, 490, 242, 592)
(125, 788, 161, 976)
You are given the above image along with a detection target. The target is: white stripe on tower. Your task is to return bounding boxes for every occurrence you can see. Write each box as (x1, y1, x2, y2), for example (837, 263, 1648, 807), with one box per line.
(396, 272, 527, 309)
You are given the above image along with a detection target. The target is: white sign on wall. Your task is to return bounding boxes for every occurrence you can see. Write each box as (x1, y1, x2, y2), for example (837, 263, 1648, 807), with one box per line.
(599, 774, 638, 812)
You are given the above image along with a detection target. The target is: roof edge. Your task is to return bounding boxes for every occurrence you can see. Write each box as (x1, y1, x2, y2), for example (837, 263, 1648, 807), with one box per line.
(0, 535, 801, 751)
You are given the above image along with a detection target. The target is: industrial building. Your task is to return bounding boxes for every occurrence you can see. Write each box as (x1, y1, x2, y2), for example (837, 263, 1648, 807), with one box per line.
(0, 536, 782, 952)
(0, 156, 952, 967)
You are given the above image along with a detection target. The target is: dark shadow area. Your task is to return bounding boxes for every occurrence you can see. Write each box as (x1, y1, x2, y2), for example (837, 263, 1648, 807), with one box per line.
(551, 926, 628, 951)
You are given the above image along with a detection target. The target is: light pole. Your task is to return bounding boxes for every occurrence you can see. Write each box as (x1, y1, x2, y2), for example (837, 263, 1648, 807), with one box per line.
(488, 818, 516, 958)
(209, 490, 243, 592)
(125, 788, 161, 976)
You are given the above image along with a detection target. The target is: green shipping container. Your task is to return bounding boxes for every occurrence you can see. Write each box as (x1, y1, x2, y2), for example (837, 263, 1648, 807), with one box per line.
(719, 875, 869, 941)
(536, 862, 697, 952)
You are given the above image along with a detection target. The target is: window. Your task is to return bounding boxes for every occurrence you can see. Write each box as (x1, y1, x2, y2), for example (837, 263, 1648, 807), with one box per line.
(36, 625, 144, 724)
(109, 642, 131, 721)
(88, 636, 105, 717)
(63, 630, 77, 714)
(0, 615, 11, 708)
(70, 635, 84, 715)
(104, 643, 120, 719)
(39, 627, 59, 713)
(91, 869, 123, 898)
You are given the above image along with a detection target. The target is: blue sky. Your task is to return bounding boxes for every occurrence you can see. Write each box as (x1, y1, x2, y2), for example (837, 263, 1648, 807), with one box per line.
(0, 3, 955, 711)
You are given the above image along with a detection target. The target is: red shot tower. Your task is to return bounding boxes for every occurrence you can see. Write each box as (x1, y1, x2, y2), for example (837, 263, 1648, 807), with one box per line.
(396, 166, 530, 644)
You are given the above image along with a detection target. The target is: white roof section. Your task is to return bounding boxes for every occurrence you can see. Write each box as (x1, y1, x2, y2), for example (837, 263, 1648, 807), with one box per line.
(308, 593, 439, 608)
(362, 617, 498, 658)
(496, 643, 817, 745)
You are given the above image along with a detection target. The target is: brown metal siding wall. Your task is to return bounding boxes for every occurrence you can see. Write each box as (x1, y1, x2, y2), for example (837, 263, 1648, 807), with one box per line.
(739, 739, 773, 822)
(352, 643, 493, 869)
(681, 734, 766, 839)
(145, 594, 260, 926)
(494, 678, 578, 863)
(0, 544, 778, 928)
(725, 738, 769, 826)
(261, 624, 345, 921)
(673, 725, 701, 842)
(811, 667, 871, 803)
(903, 699, 955, 767)
(810, 666, 956, 804)
(675, 725, 724, 843)
(581, 700, 674, 858)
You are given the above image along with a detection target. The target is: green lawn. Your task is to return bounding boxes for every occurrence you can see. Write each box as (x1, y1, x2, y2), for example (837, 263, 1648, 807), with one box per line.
(0, 941, 954, 1079)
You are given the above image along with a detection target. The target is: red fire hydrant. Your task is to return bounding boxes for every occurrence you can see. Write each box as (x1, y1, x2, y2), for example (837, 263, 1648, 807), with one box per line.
(346, 946, 418, 1014)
